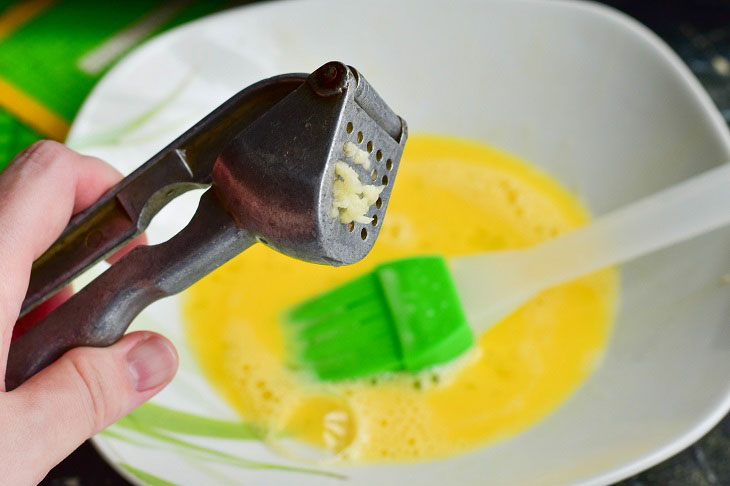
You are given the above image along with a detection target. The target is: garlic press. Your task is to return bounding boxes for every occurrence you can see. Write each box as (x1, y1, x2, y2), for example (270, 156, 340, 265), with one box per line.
(6, 61, 408, 390)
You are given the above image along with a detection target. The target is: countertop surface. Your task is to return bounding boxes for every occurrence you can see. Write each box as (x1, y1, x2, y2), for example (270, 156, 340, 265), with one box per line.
(31, 0, 730, 484)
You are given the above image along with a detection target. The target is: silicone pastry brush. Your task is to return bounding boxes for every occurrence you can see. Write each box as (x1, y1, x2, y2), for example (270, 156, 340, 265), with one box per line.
(285, 162, 730, 381)
(6, 61, 408, 390)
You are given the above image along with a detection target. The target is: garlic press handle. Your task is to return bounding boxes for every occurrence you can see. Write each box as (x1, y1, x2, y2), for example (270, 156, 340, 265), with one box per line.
(20, 74, 306, 317)
(21, 148, 204, 318)
(6, 189, 255, 390)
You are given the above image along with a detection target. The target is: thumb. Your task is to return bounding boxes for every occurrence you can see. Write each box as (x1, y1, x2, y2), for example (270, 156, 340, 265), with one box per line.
(5, 331, 177, 478)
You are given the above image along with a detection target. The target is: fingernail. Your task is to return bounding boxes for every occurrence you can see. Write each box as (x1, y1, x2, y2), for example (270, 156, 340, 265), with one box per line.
(126, 336, 177, 391)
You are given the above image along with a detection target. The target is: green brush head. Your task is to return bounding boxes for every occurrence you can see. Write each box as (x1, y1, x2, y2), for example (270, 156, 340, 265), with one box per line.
(283, 256, 474, 381)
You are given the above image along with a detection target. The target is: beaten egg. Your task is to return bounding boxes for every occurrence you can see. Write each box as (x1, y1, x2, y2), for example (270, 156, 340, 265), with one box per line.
(183, 135, 617, 462)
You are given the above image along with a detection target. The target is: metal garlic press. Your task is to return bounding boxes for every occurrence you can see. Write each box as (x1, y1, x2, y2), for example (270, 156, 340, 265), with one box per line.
(6, 61, 408, 390)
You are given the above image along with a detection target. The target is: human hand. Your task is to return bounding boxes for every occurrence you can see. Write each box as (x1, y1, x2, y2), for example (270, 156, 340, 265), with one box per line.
(0, 141, 178, 485)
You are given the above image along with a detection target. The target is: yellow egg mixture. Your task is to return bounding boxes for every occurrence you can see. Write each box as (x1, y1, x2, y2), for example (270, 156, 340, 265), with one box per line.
(184, 135, 617, 462)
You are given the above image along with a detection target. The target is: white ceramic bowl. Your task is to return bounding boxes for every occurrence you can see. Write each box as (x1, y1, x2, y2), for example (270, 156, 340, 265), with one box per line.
(68, 0, 730, 484)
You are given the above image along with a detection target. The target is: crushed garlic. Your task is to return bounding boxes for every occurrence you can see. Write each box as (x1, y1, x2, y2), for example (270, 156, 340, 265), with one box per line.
(343, 141, 371, 170)
(330, 161, 384, 224)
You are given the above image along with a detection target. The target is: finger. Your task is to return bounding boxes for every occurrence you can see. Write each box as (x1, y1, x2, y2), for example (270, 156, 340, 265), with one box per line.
(3, 331, 177, 482)
(0, 141, 120, 318)
(1, 140, 121, 258)
(0, 141, 122, 358)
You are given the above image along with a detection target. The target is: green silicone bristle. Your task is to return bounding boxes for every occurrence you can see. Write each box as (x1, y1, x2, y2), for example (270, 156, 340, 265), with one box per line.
(283, 256, 474, 381)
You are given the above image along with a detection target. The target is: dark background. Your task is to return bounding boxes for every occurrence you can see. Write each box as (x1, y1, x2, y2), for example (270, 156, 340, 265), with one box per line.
(42, 0, 730, 484)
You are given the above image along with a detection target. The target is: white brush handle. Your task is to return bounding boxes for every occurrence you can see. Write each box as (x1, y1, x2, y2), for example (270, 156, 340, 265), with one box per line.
(452, 162, 730, 333)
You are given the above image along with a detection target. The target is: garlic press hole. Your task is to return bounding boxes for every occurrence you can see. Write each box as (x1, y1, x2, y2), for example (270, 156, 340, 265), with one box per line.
(382, 175, 389, 185)
(376, 197, 382, 209)
(366, 141, 373, 153)
(348, 222, 355, 232)
(371, 214, 378, 226)
(376, 150, 383, 161)
(371, 169, 378, 181)
(386, 159, 393, 170)
(346, 122, 353, 134)
(357, 131, 364, 143)
(361, 228, 368, 240)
